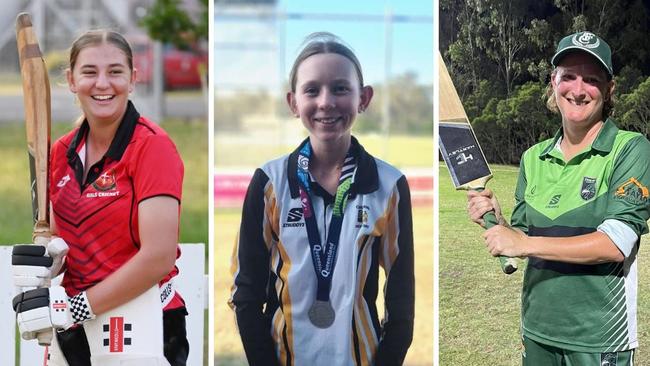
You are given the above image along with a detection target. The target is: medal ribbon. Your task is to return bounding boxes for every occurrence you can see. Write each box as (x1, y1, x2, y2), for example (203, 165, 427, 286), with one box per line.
(297, 142, 356, 302)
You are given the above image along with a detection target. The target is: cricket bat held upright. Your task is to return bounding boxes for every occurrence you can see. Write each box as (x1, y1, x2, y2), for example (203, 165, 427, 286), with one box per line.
(16, 12, 54, 345)
(438, 51, 518, 274)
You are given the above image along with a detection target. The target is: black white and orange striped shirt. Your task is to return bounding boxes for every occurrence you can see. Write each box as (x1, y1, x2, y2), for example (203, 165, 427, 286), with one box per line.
(230, 137, 414, 366)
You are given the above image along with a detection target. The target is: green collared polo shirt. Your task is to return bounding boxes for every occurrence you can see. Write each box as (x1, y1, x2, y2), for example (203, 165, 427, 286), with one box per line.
(511, 118, 650, 352)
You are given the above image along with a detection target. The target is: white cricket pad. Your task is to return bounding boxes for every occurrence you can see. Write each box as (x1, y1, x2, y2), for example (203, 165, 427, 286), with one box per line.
(46, 333, 71, 366)
(83, 285, 169, 365)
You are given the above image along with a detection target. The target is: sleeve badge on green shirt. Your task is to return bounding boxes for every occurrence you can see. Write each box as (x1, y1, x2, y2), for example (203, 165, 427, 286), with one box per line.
(615, 177, 649, 205)
(581, 177, 597, 201)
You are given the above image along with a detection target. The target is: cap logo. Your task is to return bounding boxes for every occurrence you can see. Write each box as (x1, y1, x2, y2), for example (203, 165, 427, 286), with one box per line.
(572, 32, 600, 49)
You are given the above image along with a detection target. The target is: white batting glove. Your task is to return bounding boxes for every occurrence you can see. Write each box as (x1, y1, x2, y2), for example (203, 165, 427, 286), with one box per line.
(12, 286, 95, 340)
(12, 237, 69, 288)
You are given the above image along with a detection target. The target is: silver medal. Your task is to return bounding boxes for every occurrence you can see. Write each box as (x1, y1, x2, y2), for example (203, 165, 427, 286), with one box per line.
(308, 300, 335, 328)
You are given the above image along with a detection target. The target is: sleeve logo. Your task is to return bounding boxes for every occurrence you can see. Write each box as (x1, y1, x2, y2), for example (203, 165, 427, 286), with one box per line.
(615, 177, 649, 205)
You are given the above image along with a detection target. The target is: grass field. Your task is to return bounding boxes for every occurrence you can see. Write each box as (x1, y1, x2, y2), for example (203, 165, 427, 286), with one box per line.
(0, 119, 208, 246)
(439, 165, 650, 365)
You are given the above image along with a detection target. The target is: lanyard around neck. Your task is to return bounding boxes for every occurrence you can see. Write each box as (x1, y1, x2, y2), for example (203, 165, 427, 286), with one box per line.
(296, 141, 356, 302)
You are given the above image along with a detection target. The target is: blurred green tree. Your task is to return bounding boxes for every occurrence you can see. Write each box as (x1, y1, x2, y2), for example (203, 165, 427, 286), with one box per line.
(140, 0, 208, 47)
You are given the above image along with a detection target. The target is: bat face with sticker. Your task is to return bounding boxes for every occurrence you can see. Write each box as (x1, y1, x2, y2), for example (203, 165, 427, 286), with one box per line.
(438, 51, 517, 274)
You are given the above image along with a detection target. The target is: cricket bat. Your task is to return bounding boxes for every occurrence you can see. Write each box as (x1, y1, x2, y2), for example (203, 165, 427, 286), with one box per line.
(438, 51, 518, 274)
(16, 12, 53, 345)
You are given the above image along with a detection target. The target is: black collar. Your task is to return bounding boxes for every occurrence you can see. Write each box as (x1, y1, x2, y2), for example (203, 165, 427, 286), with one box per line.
(287, 136, 379, 199)
(65, 101, 140, 188)
(66, 100, 140, 163)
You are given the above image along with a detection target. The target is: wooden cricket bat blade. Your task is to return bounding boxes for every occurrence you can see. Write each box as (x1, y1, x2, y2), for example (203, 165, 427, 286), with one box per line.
(438, 50, 517, 274)
(16, 12, 53, 346)
(16, 12, 51, 241)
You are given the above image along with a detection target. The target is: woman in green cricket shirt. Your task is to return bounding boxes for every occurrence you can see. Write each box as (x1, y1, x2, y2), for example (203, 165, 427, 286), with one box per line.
(468, 31, 650, 365)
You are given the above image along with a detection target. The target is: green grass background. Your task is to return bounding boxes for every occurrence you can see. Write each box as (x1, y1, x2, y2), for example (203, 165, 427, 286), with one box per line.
(439, 165, 650, 365)
(0, 119, 208, 246)
(215, 135, 434, 365)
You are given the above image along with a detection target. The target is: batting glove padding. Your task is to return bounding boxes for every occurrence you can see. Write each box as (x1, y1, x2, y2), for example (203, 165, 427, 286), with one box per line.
(12, 286, 95, 340)
(12, 238, 69, 287)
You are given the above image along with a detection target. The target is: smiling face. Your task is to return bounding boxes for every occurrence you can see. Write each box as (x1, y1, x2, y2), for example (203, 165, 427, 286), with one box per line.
(66, 42, 136, 126)
(551, 52, 614, 127)
(287, 53, 372, 148)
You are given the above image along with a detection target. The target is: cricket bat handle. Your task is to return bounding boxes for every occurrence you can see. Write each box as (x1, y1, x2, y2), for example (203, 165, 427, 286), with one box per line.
(33, 235, 54, 346)
(483, 211, 518, 274)
(37, 330, 53, 347)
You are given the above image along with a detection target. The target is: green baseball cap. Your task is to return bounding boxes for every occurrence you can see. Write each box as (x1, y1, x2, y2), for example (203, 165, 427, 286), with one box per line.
(551, 31, 613, 77)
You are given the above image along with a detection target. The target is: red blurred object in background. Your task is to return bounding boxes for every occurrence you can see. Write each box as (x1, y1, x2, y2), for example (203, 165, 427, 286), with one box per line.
(131, 37, 207, 90)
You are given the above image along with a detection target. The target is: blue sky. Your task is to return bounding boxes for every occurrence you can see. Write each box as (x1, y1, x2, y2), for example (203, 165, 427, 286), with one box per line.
(215, 0, 433, 94)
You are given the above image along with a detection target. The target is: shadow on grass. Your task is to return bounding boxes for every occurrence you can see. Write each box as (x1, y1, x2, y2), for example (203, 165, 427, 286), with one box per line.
(214, 353, 247, 366)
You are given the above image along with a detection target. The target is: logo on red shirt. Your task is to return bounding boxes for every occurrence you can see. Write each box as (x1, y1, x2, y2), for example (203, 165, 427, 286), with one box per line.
(93, 170, 116, 191)
(57, 174, 71, 188)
